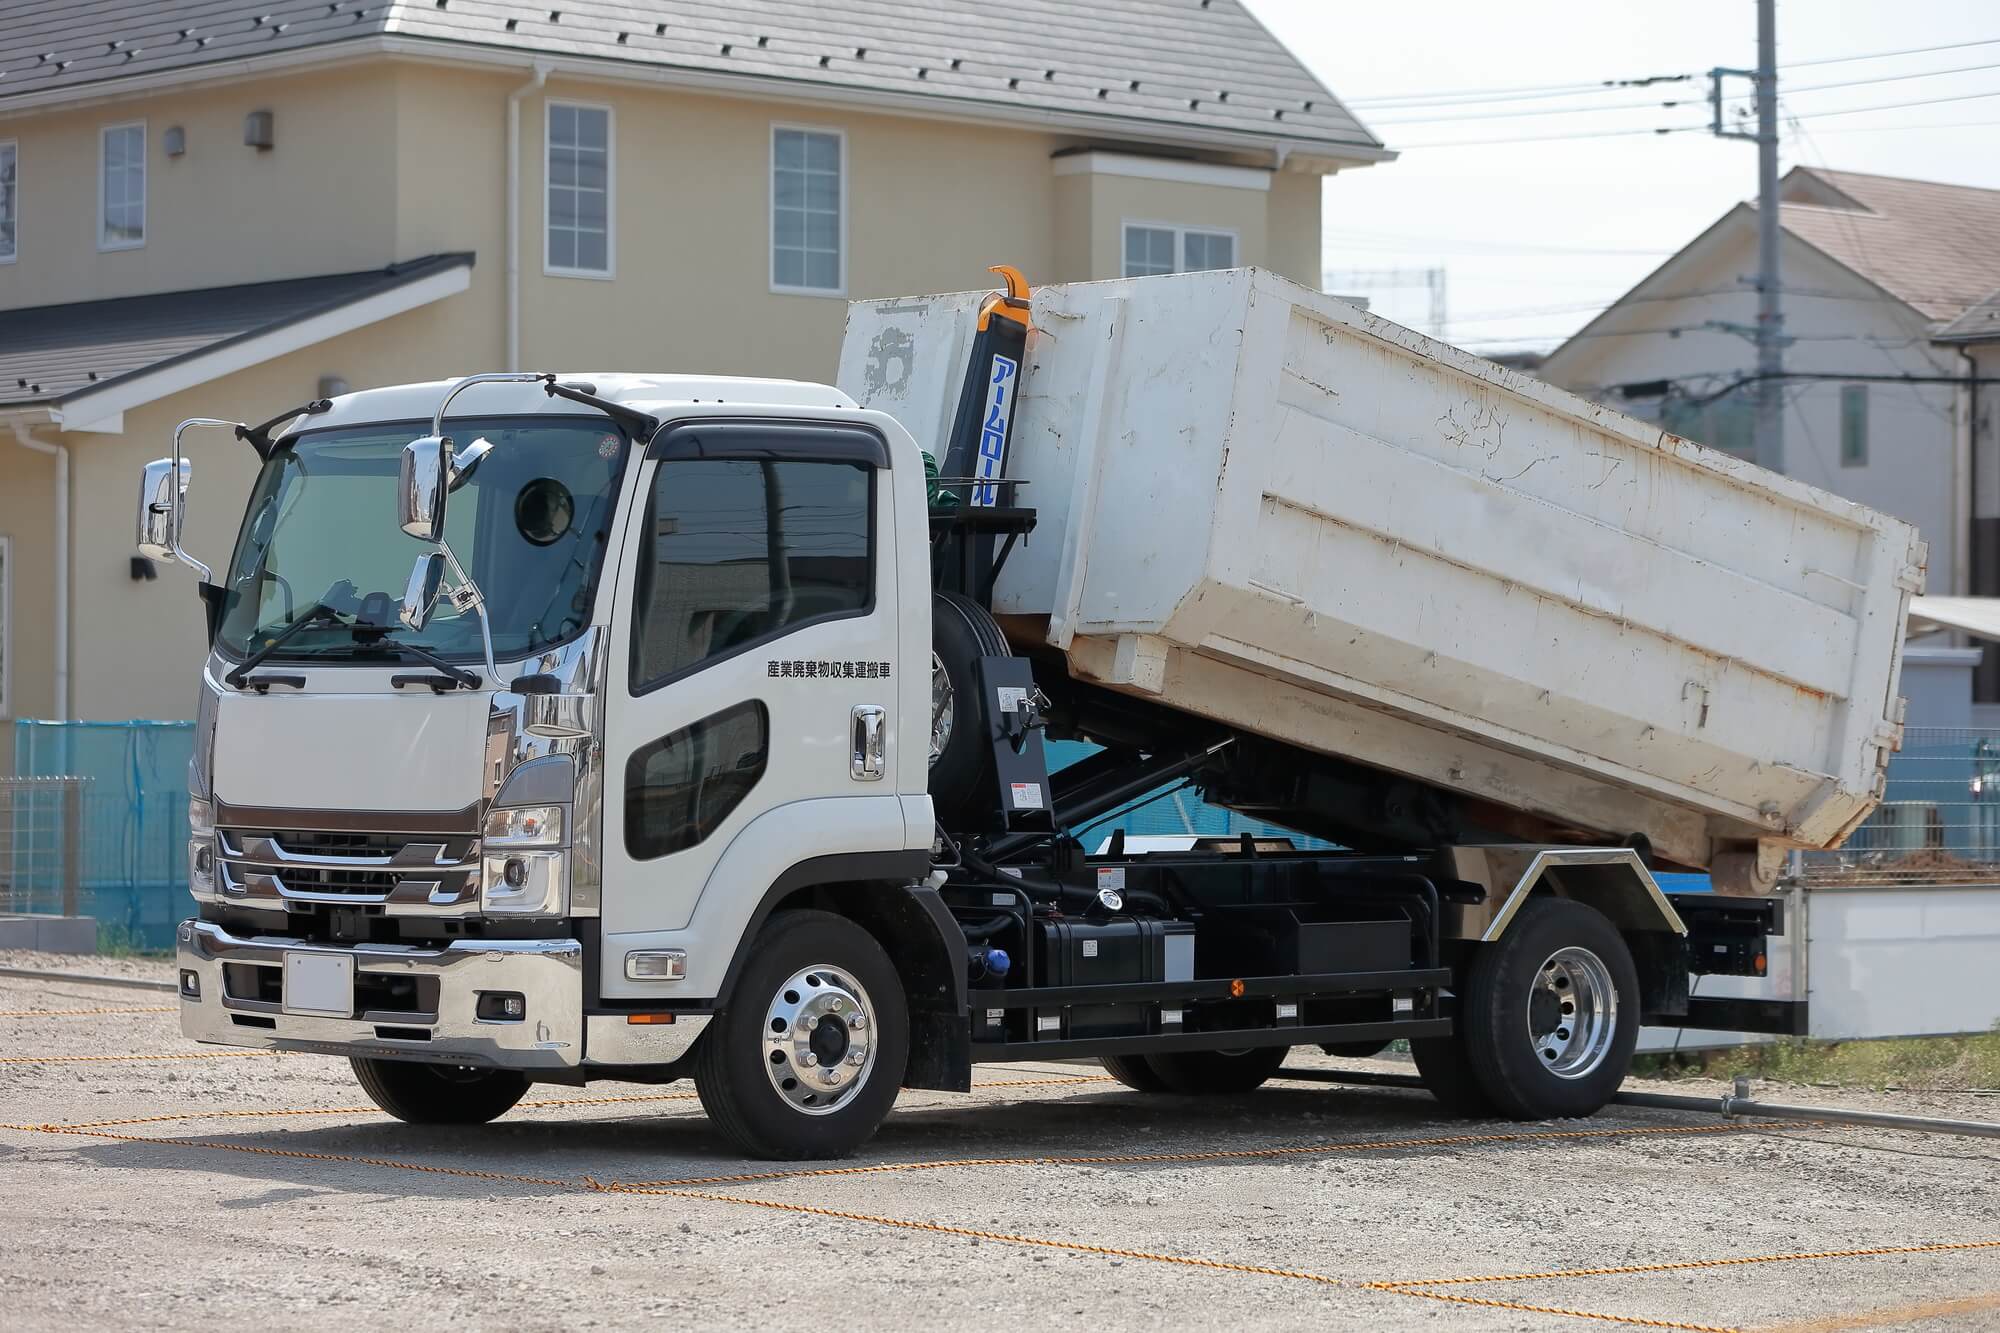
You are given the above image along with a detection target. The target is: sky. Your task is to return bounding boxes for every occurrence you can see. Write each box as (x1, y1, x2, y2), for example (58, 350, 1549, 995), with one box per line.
(1243, 0, 2000, 354)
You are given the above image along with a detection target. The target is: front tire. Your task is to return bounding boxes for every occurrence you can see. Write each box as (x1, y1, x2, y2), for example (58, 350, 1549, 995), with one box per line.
(1456, 897, 1640, 1119)
(350, 1058, 530, 1125)
(694, 909, 908, 1160)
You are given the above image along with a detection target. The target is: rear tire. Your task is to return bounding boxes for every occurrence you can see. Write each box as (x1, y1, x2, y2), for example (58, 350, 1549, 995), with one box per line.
(1411, 1035, 1497, 1117)
(1099, 1053, 1171, 1092)
(1144, 1045, 1290, 1095)
(929, 592, 1010, 824)
(1457, 897, 1640, 1119)
(350, 1058, 530, 1125)
(694, 909, 908, 1160)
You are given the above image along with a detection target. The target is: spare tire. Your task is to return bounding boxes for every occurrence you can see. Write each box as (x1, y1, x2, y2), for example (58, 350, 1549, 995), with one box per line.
(929, 592, 1010, 823)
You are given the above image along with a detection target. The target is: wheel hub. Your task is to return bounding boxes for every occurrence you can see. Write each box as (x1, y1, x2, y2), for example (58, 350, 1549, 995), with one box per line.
(764, 966, 877, 1115)
(1527, 945, 1617, 1080)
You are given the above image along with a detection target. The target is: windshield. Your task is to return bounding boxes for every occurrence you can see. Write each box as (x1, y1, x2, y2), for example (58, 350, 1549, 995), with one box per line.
(215, 415, 631, 665)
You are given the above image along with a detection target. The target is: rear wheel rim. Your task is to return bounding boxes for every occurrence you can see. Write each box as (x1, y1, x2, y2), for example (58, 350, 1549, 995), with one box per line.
(763, 965, 878, 1116)
(1527, 945, 1617, 1080)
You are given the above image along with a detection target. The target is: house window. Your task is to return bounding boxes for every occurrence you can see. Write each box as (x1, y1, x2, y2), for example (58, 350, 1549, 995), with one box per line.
(0, 141, 16, 262)
(99, 122, 145, 250)
(546, 102, 611, 276)
(771, 126, 843, 294)
(1123, 223, 1236, 278)
(1661, 392, 1754, 459)
(1840, 384, 1868, 467)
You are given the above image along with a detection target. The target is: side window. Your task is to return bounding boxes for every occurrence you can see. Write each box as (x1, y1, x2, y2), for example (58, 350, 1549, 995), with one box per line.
(631, 458, 872, 690)
(625, 701, 769, 859)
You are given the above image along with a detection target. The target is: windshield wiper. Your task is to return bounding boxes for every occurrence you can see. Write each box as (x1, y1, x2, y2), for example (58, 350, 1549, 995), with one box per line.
(225, 602, 344, 689)
(378, 638, 481, 691)
(298, 632, 483, 691)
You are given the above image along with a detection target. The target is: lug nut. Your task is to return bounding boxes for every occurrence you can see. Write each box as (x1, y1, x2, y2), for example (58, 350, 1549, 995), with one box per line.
(828, 997, 844, 1012)
(800, 1051, 818, 1068)
(821, 1068, 840, 1085)
(847, 1049, 866, 1066)
(848, 1012, 866, 1029)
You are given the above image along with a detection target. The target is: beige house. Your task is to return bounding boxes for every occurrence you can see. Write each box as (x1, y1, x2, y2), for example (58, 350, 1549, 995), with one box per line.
(0, 0, 1391, 731)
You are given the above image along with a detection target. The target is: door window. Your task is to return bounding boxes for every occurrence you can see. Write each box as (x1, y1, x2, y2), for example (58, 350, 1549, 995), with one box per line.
(625, 701, 769, 858)
(630, 458, 873, 691)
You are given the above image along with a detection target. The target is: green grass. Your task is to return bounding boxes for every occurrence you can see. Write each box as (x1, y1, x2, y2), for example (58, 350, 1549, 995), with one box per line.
(93, 924, 172, 960)
(1633, 1026, 2000, 1092)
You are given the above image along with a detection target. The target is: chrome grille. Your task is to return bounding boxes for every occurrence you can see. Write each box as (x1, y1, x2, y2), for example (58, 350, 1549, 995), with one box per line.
(213, 823, 481, 915)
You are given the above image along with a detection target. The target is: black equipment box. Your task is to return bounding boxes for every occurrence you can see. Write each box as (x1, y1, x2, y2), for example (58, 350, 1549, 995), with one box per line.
(1033, 918, 1193, 1040)
(1195, 906, 1411, 978)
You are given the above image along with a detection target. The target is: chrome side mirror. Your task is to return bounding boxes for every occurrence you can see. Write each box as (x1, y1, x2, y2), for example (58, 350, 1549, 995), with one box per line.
(137, 458, 191, 563)
(399, 550, 447, 632)
(398, 435, 451, 541)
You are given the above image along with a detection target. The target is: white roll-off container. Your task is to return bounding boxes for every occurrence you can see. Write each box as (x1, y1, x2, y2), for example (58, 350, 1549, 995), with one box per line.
(838, 268, 1924, 887)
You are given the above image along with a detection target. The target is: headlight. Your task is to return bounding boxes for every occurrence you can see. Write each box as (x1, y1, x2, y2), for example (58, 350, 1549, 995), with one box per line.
(188, 795, 216, 896)
(481, 850, 566, 915)
(483, 804, 564, 848)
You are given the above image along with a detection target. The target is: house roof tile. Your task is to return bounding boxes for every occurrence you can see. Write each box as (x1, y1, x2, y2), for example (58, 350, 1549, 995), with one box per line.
(0, 0, 1385, 159)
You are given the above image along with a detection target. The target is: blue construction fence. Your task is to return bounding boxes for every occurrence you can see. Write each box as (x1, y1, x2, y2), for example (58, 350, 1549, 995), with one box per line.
(36, 716, 1983, 951)
(9, 720, 193, 951)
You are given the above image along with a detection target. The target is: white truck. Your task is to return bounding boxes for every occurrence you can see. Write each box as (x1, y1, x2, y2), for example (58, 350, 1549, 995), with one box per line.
(146, 267, 1920, 1159)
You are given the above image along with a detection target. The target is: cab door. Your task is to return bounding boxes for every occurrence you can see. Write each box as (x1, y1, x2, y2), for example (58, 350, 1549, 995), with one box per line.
(598, 419, 905, 997)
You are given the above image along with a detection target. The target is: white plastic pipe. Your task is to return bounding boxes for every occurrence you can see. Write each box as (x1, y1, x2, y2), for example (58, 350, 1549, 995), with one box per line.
(506, 62, 552, 372)
(8, 417, 68, 720)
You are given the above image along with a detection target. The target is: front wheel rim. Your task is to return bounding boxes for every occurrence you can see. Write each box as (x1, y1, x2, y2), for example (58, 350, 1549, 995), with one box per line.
(763, 965, 879, 1116)
(1527, 945, 1618, 1080)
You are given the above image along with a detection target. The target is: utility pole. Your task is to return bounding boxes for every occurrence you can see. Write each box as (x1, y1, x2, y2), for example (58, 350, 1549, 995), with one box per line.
(1710, 0, 1786, 474)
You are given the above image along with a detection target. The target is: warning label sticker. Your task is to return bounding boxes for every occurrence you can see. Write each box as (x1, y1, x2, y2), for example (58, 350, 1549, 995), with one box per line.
(1010, 782, 1044, 809)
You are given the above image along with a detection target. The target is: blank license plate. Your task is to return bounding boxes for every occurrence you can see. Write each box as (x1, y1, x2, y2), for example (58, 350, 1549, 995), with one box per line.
(283, 952, 354, 1018)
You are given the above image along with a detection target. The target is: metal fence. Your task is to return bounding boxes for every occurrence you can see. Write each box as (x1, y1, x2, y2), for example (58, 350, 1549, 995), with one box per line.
(4, 719, 193, 950)
(1800, 727, 2000, 886)
(0, 776, 89, 916)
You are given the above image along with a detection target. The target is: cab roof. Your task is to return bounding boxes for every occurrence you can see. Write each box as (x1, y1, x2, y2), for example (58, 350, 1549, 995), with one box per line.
(304, 373, 859, 436)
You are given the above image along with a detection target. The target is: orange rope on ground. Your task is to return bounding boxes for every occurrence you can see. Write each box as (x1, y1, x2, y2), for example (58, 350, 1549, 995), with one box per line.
(0, 1007, 176, 1018)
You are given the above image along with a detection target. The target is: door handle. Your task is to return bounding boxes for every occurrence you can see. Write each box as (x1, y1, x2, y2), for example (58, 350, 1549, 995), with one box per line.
(851, 705, 886, 781)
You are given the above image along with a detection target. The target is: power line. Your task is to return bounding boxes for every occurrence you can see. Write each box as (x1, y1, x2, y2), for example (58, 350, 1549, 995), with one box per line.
(1804, 116, 2000, 134)
(1345, 75, 1692, 108)
(1789, 86, 2000, 119)
(1395, 122, 1710, 150)
(1784, 36, 2000, 69)
(1341, 38, 2000, 110)
(1369, 60, 2000, 127)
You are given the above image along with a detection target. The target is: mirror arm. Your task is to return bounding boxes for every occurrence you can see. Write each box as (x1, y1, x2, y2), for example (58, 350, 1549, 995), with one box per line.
(234, 398, 332, 460)
(437, 540, 499, 685)
(542, 376, 658, 441)
(168, 418, 243, 582)
(430, 372, 548, 437)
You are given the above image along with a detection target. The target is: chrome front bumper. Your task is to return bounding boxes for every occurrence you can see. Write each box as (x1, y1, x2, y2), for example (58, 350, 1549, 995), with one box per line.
(177, 920, 585, 1070)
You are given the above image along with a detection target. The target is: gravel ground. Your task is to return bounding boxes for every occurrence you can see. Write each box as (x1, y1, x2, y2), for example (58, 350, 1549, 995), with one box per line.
(1, 955, 1995, 1332)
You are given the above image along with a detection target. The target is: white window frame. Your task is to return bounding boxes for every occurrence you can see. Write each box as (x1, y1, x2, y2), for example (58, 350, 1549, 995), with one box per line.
(1120, 220, 1239, 278)
(0, 139, 17, 264)
(543, 100, 615, 280)
(0, 534, 11, 719)
(769, 123, 847, 298)
(98, 120, 146, 252)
